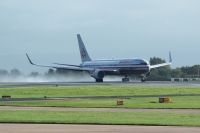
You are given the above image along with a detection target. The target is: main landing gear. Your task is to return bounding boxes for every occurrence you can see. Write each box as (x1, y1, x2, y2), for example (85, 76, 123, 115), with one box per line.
(96, 79, 103, 82)
(122, 75, 129, 82)
(141, 78, 145, 82)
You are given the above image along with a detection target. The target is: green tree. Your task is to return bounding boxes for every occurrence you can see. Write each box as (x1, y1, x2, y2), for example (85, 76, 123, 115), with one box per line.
(44, 68, 55, 77)
(181, 65, 200, 76)
(171, 68, 185, 78)
(0, 69, 9, 76)
(10, 68, 21, 77)
(29, 72, 40, 77)
(150, 57, 166, 65)
(191, 65, 200, 75)
(148, 57, 171, 81)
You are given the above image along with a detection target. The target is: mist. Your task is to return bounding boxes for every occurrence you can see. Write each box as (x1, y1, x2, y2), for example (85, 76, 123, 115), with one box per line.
(0, 68, 141, 82)
(0, 72, 93, 82)
(0, 74, 134, 82)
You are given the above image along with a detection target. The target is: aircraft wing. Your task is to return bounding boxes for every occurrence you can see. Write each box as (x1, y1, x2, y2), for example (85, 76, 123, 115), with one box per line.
(150, 52, 172, 69)
(26, 54, 94, 71)
(53, 63, 82, 67)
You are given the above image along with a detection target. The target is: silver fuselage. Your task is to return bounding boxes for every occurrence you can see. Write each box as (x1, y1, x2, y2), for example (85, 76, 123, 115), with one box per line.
(81, 58, 150, 75)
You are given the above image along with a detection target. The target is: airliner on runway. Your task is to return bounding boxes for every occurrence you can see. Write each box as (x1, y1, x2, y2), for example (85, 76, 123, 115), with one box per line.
(26, 34, 172, 82)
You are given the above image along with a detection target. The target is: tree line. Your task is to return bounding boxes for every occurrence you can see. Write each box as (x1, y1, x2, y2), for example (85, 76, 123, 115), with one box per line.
(148, 57, 200, 81)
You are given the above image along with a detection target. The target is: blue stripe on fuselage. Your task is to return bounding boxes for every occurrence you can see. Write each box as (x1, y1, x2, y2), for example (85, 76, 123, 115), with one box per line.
(80, 59, 150, 71)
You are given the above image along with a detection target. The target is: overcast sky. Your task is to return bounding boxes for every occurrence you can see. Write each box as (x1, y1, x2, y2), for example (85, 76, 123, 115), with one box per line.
(0, 0, 200, 74)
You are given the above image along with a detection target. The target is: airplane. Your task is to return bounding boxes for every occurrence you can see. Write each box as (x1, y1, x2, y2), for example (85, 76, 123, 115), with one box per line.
(26, 34, 172, 82)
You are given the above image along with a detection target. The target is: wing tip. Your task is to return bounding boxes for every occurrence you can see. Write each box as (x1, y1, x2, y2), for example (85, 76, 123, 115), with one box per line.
(26, 53, 34, 65)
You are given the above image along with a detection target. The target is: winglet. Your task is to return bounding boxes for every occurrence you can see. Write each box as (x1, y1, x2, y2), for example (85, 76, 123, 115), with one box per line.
(169, 51, 172, 63)
(150, 52, 172, 69)
(26, 53, 35, 65)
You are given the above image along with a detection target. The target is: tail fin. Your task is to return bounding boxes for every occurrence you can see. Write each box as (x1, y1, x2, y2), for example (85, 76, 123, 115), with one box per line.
(77, 34, 91, 62)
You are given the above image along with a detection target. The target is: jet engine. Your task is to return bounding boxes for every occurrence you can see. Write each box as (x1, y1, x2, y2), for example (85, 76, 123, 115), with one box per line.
(91, 70, 105, 79)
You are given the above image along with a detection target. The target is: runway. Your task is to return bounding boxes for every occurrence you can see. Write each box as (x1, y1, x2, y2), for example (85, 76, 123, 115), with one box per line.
(1, 81, 200, 88)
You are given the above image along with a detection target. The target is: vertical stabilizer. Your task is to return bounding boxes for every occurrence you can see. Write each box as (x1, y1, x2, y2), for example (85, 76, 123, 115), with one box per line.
(77, 34, 91, 62)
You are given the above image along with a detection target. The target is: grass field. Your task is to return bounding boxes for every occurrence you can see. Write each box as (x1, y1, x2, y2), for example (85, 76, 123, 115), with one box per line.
(0, 96, 200, 109)
(1, 86, 200, 126)
(0, 110, 200, 126)
(1, 86, 200, 108)
(0, 86, 200, 98)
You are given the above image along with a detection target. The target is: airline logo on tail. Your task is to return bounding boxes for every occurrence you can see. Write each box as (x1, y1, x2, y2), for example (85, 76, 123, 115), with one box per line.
(81, 48, 86, 58)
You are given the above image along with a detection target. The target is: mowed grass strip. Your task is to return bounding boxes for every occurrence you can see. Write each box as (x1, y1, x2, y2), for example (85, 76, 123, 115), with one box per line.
(0, 86, 200, 98)
(1, 96, 200, 109)
(0, 110, 200, 126)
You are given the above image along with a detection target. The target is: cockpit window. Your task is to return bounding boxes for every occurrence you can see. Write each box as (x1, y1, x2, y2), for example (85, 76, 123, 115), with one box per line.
(140, 61, 147, 65)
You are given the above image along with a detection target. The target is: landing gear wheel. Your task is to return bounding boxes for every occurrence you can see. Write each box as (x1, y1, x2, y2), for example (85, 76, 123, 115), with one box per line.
(96, 79, 103, 82)
(141, 79, 145, 82)
(122, 78, 129, 82)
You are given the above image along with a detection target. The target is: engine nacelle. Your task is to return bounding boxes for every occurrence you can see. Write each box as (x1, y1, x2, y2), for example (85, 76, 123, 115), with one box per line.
(145, 71, 151, 78)
(91, 70, 105, 79)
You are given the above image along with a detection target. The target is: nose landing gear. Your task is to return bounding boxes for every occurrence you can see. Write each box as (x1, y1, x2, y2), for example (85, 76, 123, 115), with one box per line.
(140, 75, 145, 82)
(122, 75, 129, 82)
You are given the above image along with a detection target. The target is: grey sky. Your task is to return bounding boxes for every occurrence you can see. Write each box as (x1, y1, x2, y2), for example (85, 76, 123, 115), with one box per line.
(0, 0, 200, 74)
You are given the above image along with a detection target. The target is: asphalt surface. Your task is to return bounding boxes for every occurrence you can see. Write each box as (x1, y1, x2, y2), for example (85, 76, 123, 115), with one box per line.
(1, 81, 200, 87)
(1, 124, 200, 133)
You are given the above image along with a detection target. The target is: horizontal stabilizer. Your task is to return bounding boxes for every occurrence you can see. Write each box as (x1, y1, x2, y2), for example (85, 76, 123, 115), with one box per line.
(53, 63, 82, 68)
